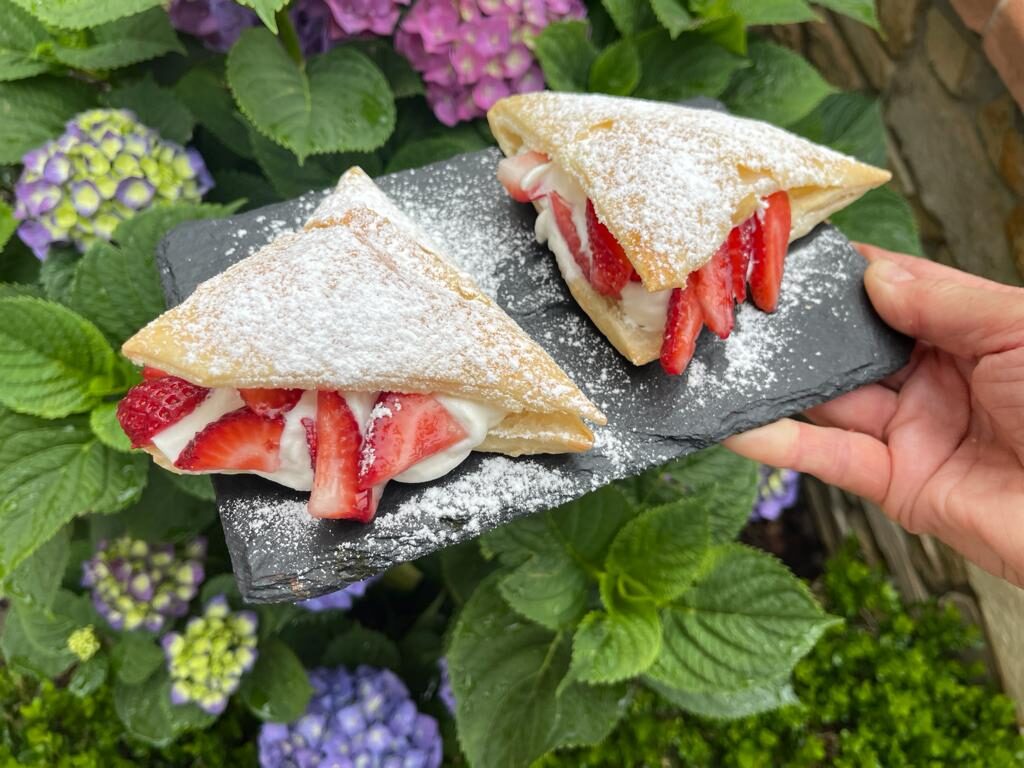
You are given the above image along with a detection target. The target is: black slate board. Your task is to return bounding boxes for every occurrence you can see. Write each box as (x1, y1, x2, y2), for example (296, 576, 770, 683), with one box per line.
(158, 148, 911, 603)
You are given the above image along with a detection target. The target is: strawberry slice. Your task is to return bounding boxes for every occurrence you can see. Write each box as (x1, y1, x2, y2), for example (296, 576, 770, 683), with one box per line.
(586, 200, 634, 297)
(142, 366, 168, 380)
(117, 376, 210, 448)
(749, 191, 791, 313)
(691, 242, 735, 339)
(728, 217, 756, 303)
(548, 192, 590, 280)
(176, 408, 284, 472)
(359, 393, 468, 489)
(496, 151, 549, 202)
(239, 388, 303, 417)
(660, 286, 704, 375)
(354, 485, 384, 524)
(308, 391, 364, 520)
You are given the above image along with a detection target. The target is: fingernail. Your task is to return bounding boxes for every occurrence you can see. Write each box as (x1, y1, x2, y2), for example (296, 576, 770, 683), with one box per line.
(870, 259, 914, 284)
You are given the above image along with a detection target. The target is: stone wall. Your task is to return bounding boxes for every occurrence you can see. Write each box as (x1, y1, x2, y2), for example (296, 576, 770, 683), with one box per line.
(774, 0, 1024, 723)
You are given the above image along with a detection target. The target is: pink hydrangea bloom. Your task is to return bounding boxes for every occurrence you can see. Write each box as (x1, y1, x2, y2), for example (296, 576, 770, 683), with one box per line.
(395, 0, 585, 125)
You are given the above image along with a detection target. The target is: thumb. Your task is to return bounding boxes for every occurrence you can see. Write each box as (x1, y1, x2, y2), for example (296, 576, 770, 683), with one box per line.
(865, 260, 1024, 359)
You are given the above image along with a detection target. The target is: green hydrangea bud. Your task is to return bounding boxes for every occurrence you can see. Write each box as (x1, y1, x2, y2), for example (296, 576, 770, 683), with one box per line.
(67, 626, 100, 662)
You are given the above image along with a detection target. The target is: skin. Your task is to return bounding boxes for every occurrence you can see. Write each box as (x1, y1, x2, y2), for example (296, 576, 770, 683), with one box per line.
(724, 244, 1024, 588)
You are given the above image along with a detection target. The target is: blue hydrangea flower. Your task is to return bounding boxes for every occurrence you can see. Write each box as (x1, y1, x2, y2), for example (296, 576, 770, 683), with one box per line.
(258, 665, 443, 768)
(162, 595, 259, 715)
(13, 109, 213, 259)
(82, 536, 205, 633)
(298, 577, 378, 612)
(751, 466, 800, 522)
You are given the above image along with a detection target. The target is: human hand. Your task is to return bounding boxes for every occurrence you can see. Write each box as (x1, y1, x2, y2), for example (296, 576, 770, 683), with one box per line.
(725, 244, 1024, 587)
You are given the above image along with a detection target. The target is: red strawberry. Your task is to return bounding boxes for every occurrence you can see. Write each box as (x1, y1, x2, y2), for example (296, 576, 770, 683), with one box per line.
(586, 199, 634, 297)
(301, 416, 317, 468)
(142, 366, 168, 380)
(117, 377, 210, 448)
(359, 393, 468, 489)
(496, 151, 549, 202)
(660, 286, 704, 375)
(691, 242, 735, 339)
(175, 408, 284, 472)
(749, 191, 791, 313)
(239, 388, 303, 417)
(354, 485, 384, 524)
(308, 391, 363, 520)
(548, 192, 590, 280)
(728, 217, 756, 303)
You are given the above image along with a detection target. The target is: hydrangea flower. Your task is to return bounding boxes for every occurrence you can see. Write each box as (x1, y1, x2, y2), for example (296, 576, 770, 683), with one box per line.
(436, 658, 455, 715)
(67, 626, 101, 662)
(298, 576, 379, 612)
(395, 0, 585, 125)
(751, 466, 800, 522)
(162, 595, 259, 715)
(82, 536, 206, 633)
(168, 0, 257, 51)
(258, 665, 443, 768)
(13, 109, 213, 259)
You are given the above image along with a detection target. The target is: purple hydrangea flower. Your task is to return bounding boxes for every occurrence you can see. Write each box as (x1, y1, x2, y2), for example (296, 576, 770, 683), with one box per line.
(82, 536, 206, 633)
(436, 658, 455, 715)
(395, 0, 585, 125)
(751, 465, 800, 522)
(298, 576, 379, 612)
(13, 109, 213, 259)
(162, 595, 259, 715)
(168, 0, 258, 51)
(259, 665, 442, 768)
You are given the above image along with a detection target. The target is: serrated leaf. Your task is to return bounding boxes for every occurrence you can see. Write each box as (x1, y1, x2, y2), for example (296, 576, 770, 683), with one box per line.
(531, 20, 597, 92)
(167, 469, 216, 501)
(571, 601, 661, 684)
(601, 0, 657, 37)
(0, 76, 97, 164)
(0, 407, 147, 578)
(0, 282, 43, 299)
(249, 127, 380, 198)
(102, 74, 194, 145)
(831, 185, 923, 256)
(789, 91, 887, 167)
(385, 133, 489, 174)
(724, 41, 835, 127)
(634, 31, 748, 102)
(113, 669, 178, 747)
(648, 545, 839, 693)
(237, 0, 287, 31)
(0, 201, 15, 250)
(648, 0, 695, 38)
(352, 39, 424, 99)
(646, 675, 798, 718)
(10, 0, 164, 29)
(605, 499, 709, 602)
(175, 65, 254, 159)
(69, 653, 109, 697)
(3, 525, 69, 608)
(0, 0, 51, 81)
(38, 248, 79, 304)
(321, 623, 401, 670)
(239, 637, 313, 722)
(695, 12, 747, 56)
(0, 297, 126, 417)
(1, 590, 92, 678)
(814, 0, 879, 29)
(729, 0, 818, 24)
(112, 630, 164, 685)
(589, 39, 640, 96)
(228, 29, 396, 161)
(51, 9, 185, 71)
(90, 401, 133, 452)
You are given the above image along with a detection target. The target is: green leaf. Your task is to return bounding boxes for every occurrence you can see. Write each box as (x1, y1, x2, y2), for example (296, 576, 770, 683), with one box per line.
(0, 408, 147, 578)
(634, 31, 749, 102)
(724, 41, 835, 127)
(648, 0, 695, 38)
(228, 30, 396, 162)
(102, 74, 194, 145)
(589, 39, 640, 96)
(69, 653, 109, 697)
(814, 0, 879, 29)
(3, 525, 69, 608)
(448, 575, 625, 768)
(9, 0, 164, 29)
(321, 623, 401, 670)
(167, 470, 216, 501)
(440, 539, 495, 607)
(239, 637, 313, 722)
(831, 185, 923, 256)
(0, 201, 15, 250)
(0, 0, 51, 81)
(51, 9, 185, 71)
(0, 297, 126, 417)
(207, 169, 281, 210)
(0, 76, 96, 164)
(0, 237, 41, 284)
(605, 499, 709, 602)
(600, 0, 657, 37)
(697, 12, 747, 56)
(1, 591, 91, 678)
(531, 20, 598, 93)
(113, 670, 177, 747)
(248, 127, 380, 198)
(352, 39, 424, 99)
(648, 545, 840, 693)
(175, 65, 254, 159)
(646, 675, 799, 719)
(571, 601, 662, 684)
(789, 92, 887, 167)
(38, 248, 79, 304)
(0, 282, 44, 299)
(89, 401, 133, 452)
(236, 0, 287, 32)
(109, 465, 216, 543)
(729, 0, 818, 25)
(112, 631, 164, 685)
(385, 133, 489, 174)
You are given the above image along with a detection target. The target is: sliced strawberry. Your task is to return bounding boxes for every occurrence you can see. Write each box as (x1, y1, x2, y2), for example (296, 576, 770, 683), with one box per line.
(749, 191, 791, 313)
(239, 388, 303, 417)
(586, 199, 634, 298)
(691, 242, 735, 339)
(176, 408, 283, 472)
(308, 391, 363, 520)
(496, 151, 549, 202)
(548, 192, 590, 280)
(352, 485, 384, 525)
(117, 377, 210, 448)
(301, 416, 317, 469)
(660, 286, 704, 375)
(728, 217, 756, 303)
(142, 366, 168, 381)
(359, 393, 468, 489)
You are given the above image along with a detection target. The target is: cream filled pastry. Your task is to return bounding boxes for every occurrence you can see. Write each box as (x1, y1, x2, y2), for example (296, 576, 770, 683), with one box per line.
(487, 93, 892, 374)
(117, 168, 604, 523)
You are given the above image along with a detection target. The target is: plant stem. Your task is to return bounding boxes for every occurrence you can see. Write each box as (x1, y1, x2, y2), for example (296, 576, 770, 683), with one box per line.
(275, 6, 303, 66)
